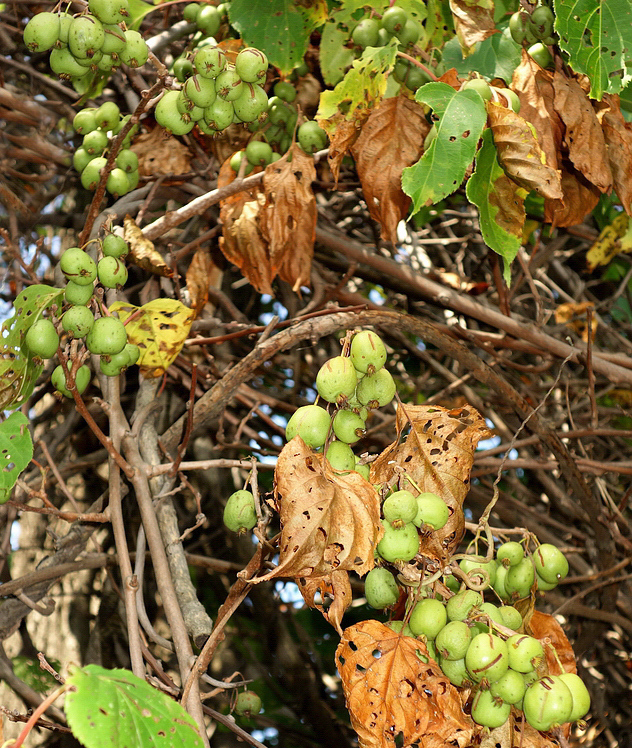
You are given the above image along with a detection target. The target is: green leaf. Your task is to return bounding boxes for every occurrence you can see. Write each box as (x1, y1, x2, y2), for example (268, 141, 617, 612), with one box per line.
(65, 665, 204, 748)
(127, 0, 156, 29)
(554, 0, 632, 99)
(317, 42, 398, 123)
(229, 0, 327, 75)
(0, 284, 64, 411)
(401, 82, 487, 212)
(12, 655, 61, 693)
(441, 28, 521, 84)
(0, 412, 33, 505)
(425, 0, 454, 47)
(466, 129, 524, 284)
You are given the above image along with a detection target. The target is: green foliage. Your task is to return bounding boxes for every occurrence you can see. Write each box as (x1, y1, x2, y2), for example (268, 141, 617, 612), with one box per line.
(554, 0, 632, 99)
(402, 83, 487, 212)
(0, 412, 33, 504)
(229, 0, 326, 74)
(65, 664, 204, 748)
(12, 655, 61, 693)
(0, 284, 64, 411)
(441, 30, 521, 84)
(466, 129, 523, 283)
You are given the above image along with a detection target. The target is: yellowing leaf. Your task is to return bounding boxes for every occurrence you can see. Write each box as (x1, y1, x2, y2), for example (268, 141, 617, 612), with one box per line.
(336, 620, 473, 748)
(110, 299, 195, 377)
(554, 301, 597, 342)
(586, 212, 631, 271)
(124, 215, 174, 277)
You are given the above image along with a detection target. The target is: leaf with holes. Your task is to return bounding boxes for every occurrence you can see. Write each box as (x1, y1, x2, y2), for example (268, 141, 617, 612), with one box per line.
(229, 0, 327, 75)
(250, 437, 382, 584)
(554, 0, 632, 100)
(487, 102, 563, 200)
(449, 0, 495, 53)
(109, 300, 195, 378)
(0, 284, 64, 411)
(402, 83, 487, 212)
(124, 215, 174, 278)
(351, 95, 429, 244)
(260, 144, 317, 292)
(466, 129, 524, 284)
(599, 95, 632, 215)
(65, 664, 204, 747)
(543, 165, 601, 227)
(371, 404, 492, 562)
(297, 569, 352, 636)
(0, 412, 33, 504)
(336, 620, 473, 748)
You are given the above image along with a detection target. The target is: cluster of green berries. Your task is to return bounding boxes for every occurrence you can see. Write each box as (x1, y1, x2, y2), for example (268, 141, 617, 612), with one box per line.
(182, 1, 230, 39)
(365, 539, 587, 731)
(23, 0, 149, 82)
(72, 102, 139, 197)
(284, 330, 396, 477)
(509, 4, 556, 68)
(156, 46, 269, 136)
(23, 233, 139, 398)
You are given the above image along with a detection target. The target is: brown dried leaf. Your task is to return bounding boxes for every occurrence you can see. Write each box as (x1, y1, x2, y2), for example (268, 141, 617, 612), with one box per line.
(124, 215, 174, 277)
(554, 301, 597, 342)
(186, 248, 221, 317)
(260, 144, 317, 291)
(336, 620, 473, 748)
(131, 127, 191, 176)
(371, 404, 492, 562)
(543, 165, 600, 228)
(217, 159, 273, 294)
(351, 95, 429, 244)
(528, 610, 577, 676)
(297, 570, 352, 635)
(512, 51, 563, 171)
(251, 437, 382, 584)
(327, 115, 362, 185)
(487, 102, 562, 200)
(484, 717, 563, 748)
(553, 72, 613, 192)
(599, 94, 632, 214)
(449, 0, 496, 51)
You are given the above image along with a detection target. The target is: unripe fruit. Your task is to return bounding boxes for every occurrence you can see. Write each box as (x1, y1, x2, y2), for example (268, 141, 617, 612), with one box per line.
(235, 47, 268, 83)
(102, 234, 128, 257)
(229, 151, 253, 175)
(535, 571, 558, 591)
(85, 316, 127, 355)
(558, 673, 591, 722)
(446, 589, 482, 622)
(471, 689, 511, 728)
(316, 356, 358, 403)
(233, 83, 268, 122)
(490, 668, 527, 705)
(204, 98, 234, 131)
(496, 540, 524, 567)
(215, 67, 245, 101)
(528, 42, 553, 68)
(116, 149, 138, 173)
(505, 556, 536, 598)
(101, 23, 126, 55)
(408, 597, 447, 640)
(325, 440, 356, 472)
(83, 129, 108, 155)
(52, 362, 91, 397)
(506, 634, 544, 673)
(350, 330, 387, 374)
(298, 120, 328, 154)
(173, 57, 194, 82)
(352, 18, 380, 48)
(471, 602, 504, 636)
(223, 489, 257, 533)
(194, 46, 226, 78)
(492, 563, 511, 601)
(62, 305, 94, 338)
(465, 632, 509, 683)
(376, 520, 419, 562)
(523, 676, 573, 731)
(50, 47, 91, 79)
(382, 490, 418, 525)
(382, 6, 409, 34)
(354, 460, 370, 480)
(245, 140, 273, 167)
(509, 11, 528, 44)
(155, 90, 195, 136)
(459, 557, 497, 589)
(119, 30, 148, 67)
(183, 74, 217, 107)
(533, 543, 569, 584)
(285, 405, 330, 448)
(435, 620, 471, 660)
(437, 655, 471, 687)
(498, 605, 523, 630)
(364, 567, 400, 609)
(25, 319, 59, 359)
(73, 109, 98, 134)
(95, 101, 120, 130)
(98, 256, 128, 288)
(530, 5, 555, 37)
(60, 248, 98, 285)
(387, 620, 413, 636)
(332, 409, 365, 444)
(499, 88, 521, 113)
(73, 148, 93, 173)
(65, 281, 94, 306)
(106, 168, 130, 197)
(124, 342, 140, 366)
(462, 78, 492, 101)
(81, 156, 108, 191)
(100, 349, 130, 376)
(183, 3, 200, 22)
(196, 5, 221, 36)
(413, 492, 449, 530)
(395, 17, 421, 46)
(24, 12, 61, 53)
(273, 81, 297, 103)
(69, 15, 105, 59)
(234, 690, 262, 717)
(356, 368, 396, 408)
(89, 0, 129, 24)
